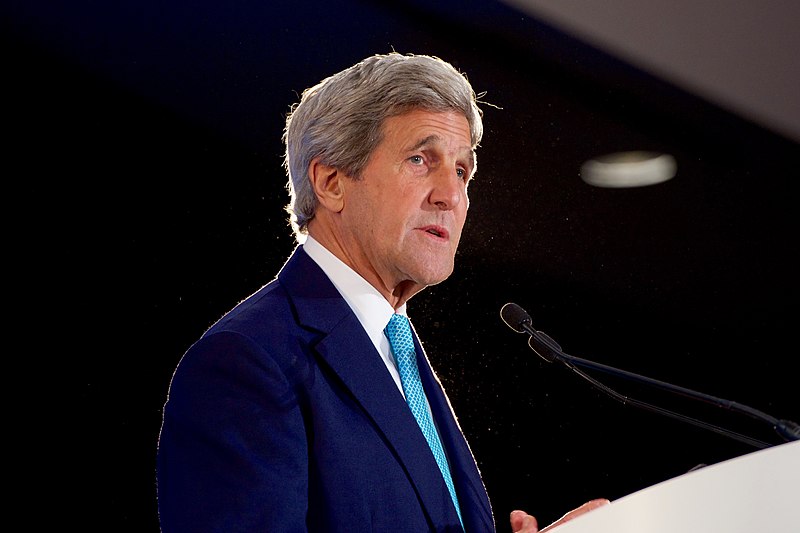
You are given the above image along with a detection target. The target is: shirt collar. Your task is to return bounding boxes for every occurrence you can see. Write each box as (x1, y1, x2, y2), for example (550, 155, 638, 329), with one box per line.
(302, 235, 406, 345)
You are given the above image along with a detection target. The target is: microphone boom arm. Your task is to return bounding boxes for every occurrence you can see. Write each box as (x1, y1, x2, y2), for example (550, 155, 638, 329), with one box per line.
(501, 302, 800, 445)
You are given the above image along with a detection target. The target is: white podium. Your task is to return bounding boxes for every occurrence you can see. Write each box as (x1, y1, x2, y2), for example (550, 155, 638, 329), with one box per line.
(553, 440, 800, 533)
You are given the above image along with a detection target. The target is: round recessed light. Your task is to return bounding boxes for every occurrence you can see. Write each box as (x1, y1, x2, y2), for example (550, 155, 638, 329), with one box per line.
(580, 151, 677, 188)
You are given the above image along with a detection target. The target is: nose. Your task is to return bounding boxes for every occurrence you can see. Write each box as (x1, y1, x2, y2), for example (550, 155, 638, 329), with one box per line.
(428, 166, 464, 210)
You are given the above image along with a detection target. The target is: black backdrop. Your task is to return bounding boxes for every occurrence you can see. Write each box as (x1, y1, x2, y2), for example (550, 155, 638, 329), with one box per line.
(6, 1, 797, 530)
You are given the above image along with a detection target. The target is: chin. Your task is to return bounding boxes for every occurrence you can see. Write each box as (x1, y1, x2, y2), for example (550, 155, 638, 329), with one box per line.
(402, 251, 456, 287)
(419, 265, 455, 287)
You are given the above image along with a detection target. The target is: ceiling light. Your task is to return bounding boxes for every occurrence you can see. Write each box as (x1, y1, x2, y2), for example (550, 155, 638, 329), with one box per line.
(580, 151, 677, 188)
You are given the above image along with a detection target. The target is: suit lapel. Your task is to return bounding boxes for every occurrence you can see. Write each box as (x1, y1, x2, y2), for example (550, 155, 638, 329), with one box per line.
(278, 247, 466, 529)
(411, 324, 496, 532)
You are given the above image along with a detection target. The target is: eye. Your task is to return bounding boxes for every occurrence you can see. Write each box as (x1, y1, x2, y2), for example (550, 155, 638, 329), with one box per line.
(409, 155, 424, 165)
(456, 168, 469, 181)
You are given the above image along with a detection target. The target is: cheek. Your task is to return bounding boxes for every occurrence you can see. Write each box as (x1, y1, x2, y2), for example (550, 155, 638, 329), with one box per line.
(459, 190, 470, 219)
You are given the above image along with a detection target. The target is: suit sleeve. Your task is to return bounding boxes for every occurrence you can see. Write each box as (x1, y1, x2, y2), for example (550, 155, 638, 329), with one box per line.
(157, 330, 309, 533)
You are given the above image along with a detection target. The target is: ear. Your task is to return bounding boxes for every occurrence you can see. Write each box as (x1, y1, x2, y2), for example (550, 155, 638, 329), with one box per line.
(309, 157, 345, 213)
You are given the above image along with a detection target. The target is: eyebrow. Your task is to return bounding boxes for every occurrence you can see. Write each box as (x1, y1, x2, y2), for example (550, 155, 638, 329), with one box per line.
(409, 134, 476, 168)
(408, 134, 440, 152)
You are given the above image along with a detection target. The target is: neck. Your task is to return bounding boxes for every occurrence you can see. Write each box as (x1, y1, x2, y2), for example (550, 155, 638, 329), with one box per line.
(307, 221, 425, 309)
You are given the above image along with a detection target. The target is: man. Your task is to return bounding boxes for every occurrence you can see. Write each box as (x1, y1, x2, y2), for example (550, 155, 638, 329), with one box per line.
(157, 52, 606, 532)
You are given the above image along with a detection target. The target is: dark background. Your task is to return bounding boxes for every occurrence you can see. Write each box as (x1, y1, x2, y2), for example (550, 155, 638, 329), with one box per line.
(6, 1, 796, 531)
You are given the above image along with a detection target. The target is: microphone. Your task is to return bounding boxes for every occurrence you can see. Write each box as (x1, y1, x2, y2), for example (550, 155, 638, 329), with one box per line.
(500, 302, 562, 362)
(500, 302, 800, 447)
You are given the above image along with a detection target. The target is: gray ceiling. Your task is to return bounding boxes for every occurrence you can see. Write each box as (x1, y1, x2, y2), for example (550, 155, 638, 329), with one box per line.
(507, 0, 800, 143)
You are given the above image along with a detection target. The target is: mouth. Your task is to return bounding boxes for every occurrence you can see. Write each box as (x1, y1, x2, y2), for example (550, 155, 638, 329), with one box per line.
(420, 225, 449, 240)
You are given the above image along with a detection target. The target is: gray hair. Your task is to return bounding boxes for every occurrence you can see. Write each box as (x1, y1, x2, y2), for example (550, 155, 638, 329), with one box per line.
(282, 52, 484, 240)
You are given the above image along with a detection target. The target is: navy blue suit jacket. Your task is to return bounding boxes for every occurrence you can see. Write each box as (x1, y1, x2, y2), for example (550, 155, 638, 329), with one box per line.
(157, 246, 495, 532)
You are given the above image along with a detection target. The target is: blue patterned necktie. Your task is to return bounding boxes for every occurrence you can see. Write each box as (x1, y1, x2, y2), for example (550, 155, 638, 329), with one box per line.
(385, 313, 463, 528)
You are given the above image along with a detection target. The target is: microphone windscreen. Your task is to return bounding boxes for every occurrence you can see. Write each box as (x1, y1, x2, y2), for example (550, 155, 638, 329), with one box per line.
(500, 302, 531, 333)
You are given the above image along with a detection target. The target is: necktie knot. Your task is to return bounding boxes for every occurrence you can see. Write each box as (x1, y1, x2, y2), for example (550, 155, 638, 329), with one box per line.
(385, 314, 416, 372)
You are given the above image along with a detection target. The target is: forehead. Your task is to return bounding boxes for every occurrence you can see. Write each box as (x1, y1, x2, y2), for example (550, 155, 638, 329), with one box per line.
(381, 109, 473, 151)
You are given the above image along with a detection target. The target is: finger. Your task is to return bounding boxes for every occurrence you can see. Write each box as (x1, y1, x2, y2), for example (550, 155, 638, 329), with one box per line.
(540, 499, 610, 532)
(510, 509, 539, 533)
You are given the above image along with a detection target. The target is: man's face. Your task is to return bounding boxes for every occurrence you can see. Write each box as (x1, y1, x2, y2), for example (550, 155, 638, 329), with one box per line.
(339, 109, 475, 301)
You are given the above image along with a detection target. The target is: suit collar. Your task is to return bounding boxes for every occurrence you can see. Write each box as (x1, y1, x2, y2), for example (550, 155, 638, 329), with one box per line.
(302, 236, 399, 361)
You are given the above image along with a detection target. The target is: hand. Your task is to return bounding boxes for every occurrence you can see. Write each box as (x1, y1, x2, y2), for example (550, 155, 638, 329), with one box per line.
(510, 499, 610, 533)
